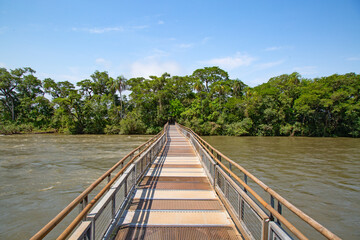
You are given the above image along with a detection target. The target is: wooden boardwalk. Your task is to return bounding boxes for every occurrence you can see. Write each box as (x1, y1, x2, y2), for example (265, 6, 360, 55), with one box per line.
(115, 125, 241, 240)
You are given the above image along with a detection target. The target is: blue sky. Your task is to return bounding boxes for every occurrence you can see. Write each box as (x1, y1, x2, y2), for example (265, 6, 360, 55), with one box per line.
(0, 0, 359, 86)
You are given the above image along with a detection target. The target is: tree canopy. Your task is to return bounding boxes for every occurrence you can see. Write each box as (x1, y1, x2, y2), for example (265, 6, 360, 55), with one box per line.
(1, 66, 359, 137)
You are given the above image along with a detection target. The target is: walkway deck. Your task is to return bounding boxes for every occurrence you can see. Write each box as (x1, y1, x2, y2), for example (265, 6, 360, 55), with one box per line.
(115, 125, 241, 240)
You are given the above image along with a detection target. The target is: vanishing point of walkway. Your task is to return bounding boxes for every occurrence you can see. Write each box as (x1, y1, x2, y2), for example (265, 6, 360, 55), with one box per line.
(115, 125, 241, 239)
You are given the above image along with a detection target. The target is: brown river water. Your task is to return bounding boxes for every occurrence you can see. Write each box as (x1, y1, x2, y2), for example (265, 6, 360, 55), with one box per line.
(202, 136, 360, 240)
(0, 134, 359, 239)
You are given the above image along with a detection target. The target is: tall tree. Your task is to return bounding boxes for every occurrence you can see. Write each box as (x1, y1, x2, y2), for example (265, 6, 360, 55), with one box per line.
(109, 75, 127, 118)
(192, 66, 229, 93)
(0, 68, 18, 121)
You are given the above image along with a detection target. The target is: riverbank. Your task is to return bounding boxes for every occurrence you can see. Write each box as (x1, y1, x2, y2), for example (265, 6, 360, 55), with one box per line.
(0, 124, 57, 135)
(1, 124, 358, 138)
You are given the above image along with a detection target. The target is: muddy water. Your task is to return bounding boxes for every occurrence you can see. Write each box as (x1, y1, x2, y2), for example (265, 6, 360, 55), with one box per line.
(202, 136, 360, 239)
(0, 134, 152, 239)
(0, 135, 359, 239)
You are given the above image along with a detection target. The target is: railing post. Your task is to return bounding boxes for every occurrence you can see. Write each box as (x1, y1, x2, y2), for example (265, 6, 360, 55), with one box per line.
(270, 195, 275, 221)
(132, 167, 136, 187)
(79, 200, 83, 215)
(79, 195, 88, 221)
(240, 199, 244, 220)
(124, 176, 128, 196)
(277, 201, 282, 225)
(225, 182, 229, 199)
(107, 173, 111, 183)
(244, 174, 247, 194)
(90, 218, 95, 240)
(112, 192, 116, 219)
(213, 166, 217, 188)
(228, 162, 232, 177)
(141, 155, 144, 173)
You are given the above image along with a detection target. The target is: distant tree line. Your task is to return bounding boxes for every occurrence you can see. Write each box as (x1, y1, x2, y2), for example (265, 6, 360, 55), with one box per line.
(0, 66, 359, 137)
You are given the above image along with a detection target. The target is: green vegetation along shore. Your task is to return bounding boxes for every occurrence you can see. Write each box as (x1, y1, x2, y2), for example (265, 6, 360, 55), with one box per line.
(1, 67, 359, 137)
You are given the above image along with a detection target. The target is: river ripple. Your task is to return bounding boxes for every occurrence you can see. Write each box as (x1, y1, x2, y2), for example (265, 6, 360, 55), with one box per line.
(202, 136, 360, 239)
(0, 134, 152, 240)
(0, 135, 359, 239)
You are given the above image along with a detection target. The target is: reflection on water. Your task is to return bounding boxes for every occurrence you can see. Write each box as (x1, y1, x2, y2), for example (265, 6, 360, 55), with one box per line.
(202, 136, 360, 239)
(0, 134, 152, 240)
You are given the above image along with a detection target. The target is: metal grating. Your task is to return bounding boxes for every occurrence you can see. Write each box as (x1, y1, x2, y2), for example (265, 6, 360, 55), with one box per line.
(137, 181, 212, 190)
(128, 199, 224, 210)
(151, 164, 202, 168)
(115, 226, 239, 240)
(141, 176, 208, 183)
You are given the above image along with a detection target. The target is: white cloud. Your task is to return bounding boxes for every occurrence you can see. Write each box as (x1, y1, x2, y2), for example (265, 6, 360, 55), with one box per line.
(177, 43, 194, 49)
(264, 46, 292, 51)
(95, 58, 112, 69)
(202, 52, 256, 70)
(202, 37, 211, 44)
(158, 20, 165, 25)
(144, 49, 169, 60)
(256, 60, 284, 70)
(265, 46, 283, 51)
(72, 27, 124, 34)
(130, 60, 181, 78)
(131, 25, 148, 30)
(72, 25, 149, 34)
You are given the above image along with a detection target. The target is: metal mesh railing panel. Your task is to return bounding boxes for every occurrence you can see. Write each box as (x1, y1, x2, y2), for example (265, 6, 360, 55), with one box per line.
(135, 159, 143, 180)
(114, 183, 125, 212)
(227, 183, 240, 218)
(216, 168, 264, 240)
(217, 171, 226, 192)
(126, 169, 135, 193)
(94, 199, 113, 240)
(241, 198, 263, 240)
(209, 158, 215, 179)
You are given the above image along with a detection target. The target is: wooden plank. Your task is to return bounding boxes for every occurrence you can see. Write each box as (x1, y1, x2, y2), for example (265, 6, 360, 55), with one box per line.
(115, 125, 241, 239)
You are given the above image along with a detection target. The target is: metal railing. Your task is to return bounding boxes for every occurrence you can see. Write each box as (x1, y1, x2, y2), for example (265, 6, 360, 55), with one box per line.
(176, 123, 341, 240)
(30, 123, 168, 240)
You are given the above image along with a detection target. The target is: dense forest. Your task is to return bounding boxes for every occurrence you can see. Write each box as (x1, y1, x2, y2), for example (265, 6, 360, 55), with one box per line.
(0, 66, 359, 137)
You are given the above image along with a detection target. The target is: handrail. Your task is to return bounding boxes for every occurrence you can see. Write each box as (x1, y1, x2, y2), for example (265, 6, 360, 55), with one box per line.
(31, 123, 168, 240)
(176, 122, 341, 240)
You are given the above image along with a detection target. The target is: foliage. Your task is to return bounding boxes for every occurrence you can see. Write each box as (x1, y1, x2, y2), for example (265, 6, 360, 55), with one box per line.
(118, 111, 146, 134)
(1, 66, 359, 137)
